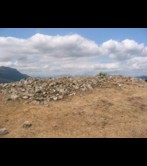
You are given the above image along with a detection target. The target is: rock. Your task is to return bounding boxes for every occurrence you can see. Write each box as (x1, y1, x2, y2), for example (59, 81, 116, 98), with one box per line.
(35, 97, 44, 101)
(21, 88, 26, 92)
(43, 92, 46, 95)
(58, 95, 63, 100)
(74, 86, 79, 90)
(22, 96, 29, 99)
(3, 83, 8, 88)
(35, 89, 42, 93)
(24, 80, 28, 85)
(22, 121, 32, 128)
(53, 96, 58, 101)
(87, 84, 93, 90)
(1, 75, 146, 105)
(12, 83, 16, 87)
(49, 82, 55, 87)
(59, 89, 65, 93)
(0, 128, 9, 135)
(118, 84, 122, 87)
(31, 100, 41, 105)
(69, 92, 76, 96)
(10, 94, 19, 100)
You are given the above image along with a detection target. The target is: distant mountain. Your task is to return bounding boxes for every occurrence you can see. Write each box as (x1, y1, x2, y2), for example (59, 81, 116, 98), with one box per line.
(0, 66, 29, 83)
(136, 76, 147, 80)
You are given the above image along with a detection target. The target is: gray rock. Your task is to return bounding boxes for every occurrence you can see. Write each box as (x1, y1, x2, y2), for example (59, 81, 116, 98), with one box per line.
(10, 94, 19, 100)
(35, 97, 44, 101)
(1, 75, 146, 105)
(73, 86, 79, 90)
(21, 88, 26, 92)
(87, 84, 93, 90)
(69, 92, 76, 96)
(12, 83, 16, 87)
(53, 96, 58, 101)
(22, 96, 29, 99)
(31, 100, 41, 105)
(59, 89, 65, 93)
(0, 128, 9, 135)
(58, 95, 63, 100)
(3, 84, 8, 88)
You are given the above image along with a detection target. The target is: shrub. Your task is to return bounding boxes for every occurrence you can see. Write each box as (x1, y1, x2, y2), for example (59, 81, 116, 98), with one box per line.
(97, 72, 108, 77)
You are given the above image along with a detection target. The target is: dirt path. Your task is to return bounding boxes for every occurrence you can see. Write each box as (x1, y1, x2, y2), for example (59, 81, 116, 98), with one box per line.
(0, 85, 147, 138)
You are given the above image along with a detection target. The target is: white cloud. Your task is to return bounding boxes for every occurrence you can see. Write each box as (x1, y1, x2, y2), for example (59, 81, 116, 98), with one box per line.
(0, 33, 147, 76)
(127, 57, 147, 69)
(102, 39, 146, 60)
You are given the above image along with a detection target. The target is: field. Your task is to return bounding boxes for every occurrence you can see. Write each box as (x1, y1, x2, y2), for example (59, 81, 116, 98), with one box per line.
(0, 84, 147, 138)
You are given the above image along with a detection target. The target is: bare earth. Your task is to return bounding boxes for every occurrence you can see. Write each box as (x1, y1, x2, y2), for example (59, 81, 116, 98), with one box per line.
(0, 85, 147, 138)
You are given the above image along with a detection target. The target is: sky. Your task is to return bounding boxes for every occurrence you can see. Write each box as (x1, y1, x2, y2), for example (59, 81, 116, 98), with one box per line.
(0, 28, 147, 77)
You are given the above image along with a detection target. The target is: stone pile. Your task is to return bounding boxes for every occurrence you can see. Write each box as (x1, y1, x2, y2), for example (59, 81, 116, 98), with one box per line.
(0, 76, 146, 105)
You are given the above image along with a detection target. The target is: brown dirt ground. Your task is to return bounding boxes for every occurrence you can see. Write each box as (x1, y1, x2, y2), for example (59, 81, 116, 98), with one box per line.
(0, 85, 147, 138)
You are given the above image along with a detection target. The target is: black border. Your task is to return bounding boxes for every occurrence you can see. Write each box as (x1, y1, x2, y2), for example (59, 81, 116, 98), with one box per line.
(0, 9, 146, 28)
(1, 0, 147, 27)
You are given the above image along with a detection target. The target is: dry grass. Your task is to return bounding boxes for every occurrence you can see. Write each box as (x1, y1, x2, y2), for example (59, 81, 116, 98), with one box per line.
(0, 85, 147, 138)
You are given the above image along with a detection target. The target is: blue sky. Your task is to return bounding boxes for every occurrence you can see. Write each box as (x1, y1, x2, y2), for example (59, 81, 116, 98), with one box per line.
(0, 28, 147, 44)
(0, 28, 147, 77)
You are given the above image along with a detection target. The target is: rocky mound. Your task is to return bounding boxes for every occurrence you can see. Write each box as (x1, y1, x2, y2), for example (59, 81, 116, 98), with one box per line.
(0, 76, 146, 105)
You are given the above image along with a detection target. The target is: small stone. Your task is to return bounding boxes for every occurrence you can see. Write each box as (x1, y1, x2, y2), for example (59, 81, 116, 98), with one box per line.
(59, 89, 65, 93)
(21, 88, 26, 92)
(12, 83, 16, 87)
(53, 97, 58, 101)
(43, 101, 49, 105)
(81, 87, 86, 91)
(23, 80, 28, 85)
(22, 96, 29, 99)
(22, 121, 32, 128)
(35, 97, 44, 101)
(43, 92, 46, 95)
(3, 84, 8, 88)
(69, 92, 76, 96)
(31, 100, 40, 105)
(0, 128, 9, 135)
(87, 84, 93, 90)
(49, 83, 54, 87)
(10, 94, 19, 100)
(35, 89, 42, 93)
(74, 86, 79, 90)
(58, 95, 63, 100)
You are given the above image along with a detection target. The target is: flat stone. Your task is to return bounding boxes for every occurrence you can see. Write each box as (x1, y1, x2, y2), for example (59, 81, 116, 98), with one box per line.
(10, 94, 19, 100)
(0, 128, 9, 135)
(118, 84, 122, 87)
(22, 96, 29, 99)
(53, 97, 58, 101)
(58, 95, 63, 100)
(12, 83, 16, 87)
(21, 88, 26, 92)
(69, 92, 76, 96)
(87, 84, 93, 90)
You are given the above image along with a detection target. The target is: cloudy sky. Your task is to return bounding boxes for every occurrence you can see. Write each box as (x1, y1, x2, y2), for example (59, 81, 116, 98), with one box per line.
(0, 28, 147, 77)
